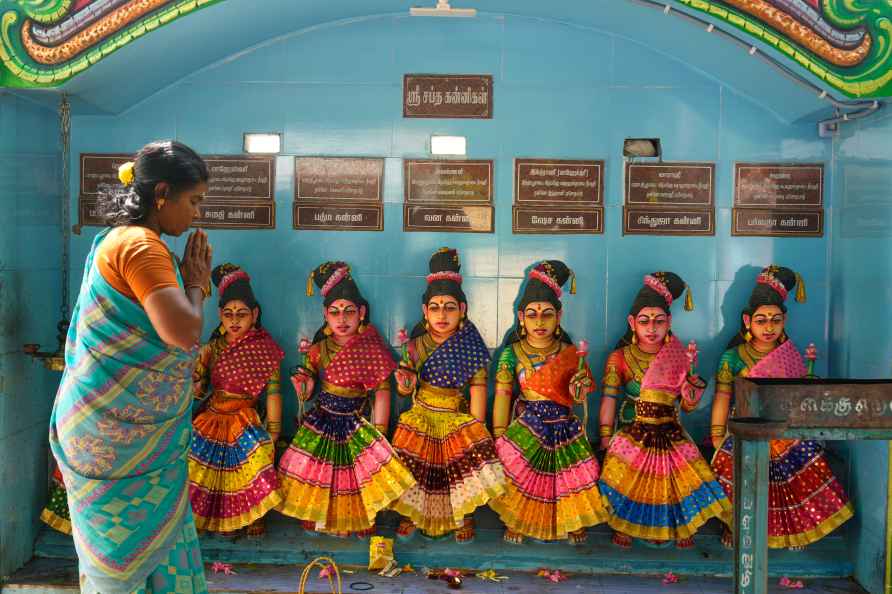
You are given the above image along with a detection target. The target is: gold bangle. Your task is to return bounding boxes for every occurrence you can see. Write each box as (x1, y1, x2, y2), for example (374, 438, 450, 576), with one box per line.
(185, 283, 211, 299)
(267, 420, 282, 431)
(599, 424, 614, 437)
(710, 425, 726, 437)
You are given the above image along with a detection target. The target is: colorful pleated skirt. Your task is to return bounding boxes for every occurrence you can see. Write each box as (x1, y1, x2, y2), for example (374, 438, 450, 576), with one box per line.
(712, 437, 853, 548)
(600, 400, 730, 541)
(491, 400, 609, 541)
(188, 405, 281, 532)
(391, 386, 505, 537)
(277, 392, 415, 534)
(40, 465, 72, 535)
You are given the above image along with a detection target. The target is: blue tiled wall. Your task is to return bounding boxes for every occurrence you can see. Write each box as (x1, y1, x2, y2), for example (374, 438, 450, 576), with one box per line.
(830, 110, 892, 594)
(0, 92, 62, 577)
(68, 15, 833, 447)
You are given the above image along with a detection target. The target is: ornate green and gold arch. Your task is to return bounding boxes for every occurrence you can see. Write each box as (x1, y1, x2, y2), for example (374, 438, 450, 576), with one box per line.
(1, 0, 891, 98)
(0, 0, 223, 87)
(677, 0, 892, 98)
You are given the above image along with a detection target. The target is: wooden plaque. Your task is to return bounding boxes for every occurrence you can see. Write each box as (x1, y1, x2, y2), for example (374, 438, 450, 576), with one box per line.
(734, 163, 823, 208)
(293, 203, 383, 231)
(625, 162, 715, 208)
(623, 207, 715, 235)
(514, 159, 603, 206)
(731, 208, 823, 237)
(736, 378, 892, 430)
(404, 205, 494, 233)
(404, 159, 493, 204)
(403, 74, 493, 119)
(295, 157, 384, 203)
(80, 153, 132, 195)
(193, 204, 275, 229)
(204, 155, 275, 202)
(512, 206, 603, 234)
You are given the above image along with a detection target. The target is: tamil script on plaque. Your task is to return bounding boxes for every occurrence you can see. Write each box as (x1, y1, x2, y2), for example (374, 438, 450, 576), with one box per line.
(403, 74, 493, 119)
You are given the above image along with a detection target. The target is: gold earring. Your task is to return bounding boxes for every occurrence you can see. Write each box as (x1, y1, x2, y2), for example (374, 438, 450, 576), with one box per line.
(664, 334, 670, 344)
(324, 326, 332, 336)
(156, 198, 166, 210)
(424, 321, 430, 332)
(519, 325, 526, 337)
(744, 328, 752, 342)
(555, 326, 561, 338)
(632, 333, 637, 345)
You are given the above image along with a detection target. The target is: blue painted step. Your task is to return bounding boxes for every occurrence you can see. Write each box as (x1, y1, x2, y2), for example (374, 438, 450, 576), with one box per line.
(32, 510, 853, 579)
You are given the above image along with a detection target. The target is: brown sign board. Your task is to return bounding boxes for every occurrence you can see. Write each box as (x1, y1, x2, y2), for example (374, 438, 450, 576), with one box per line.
(204, 156, 275, 202)
(80, 153, 132, 195)
(194, 204, 275, 229)
(403, 74, 492, 119)
(514, 159, 603, 205)
(78, 199, 106, 228)
(625, 162, 715, 207)
(404, 205, 494, 233)
(731, 208, 823, 237)
(293, 203, 383, 231)
(735, 378, 892, 430)
(404, 160, 493, 204)
(734, 163, 823, 208)
(295, 157, 384, 203)
(512, 206, 603, 234)
(623, 207, 715, 235)
(79, 153, 277, 230)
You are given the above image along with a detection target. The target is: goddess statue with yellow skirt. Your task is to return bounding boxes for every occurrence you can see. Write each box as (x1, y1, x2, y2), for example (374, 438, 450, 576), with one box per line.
(599, 271, 730, 548)
(277, 262, 415, 537)
(188, 264, 284, 537)
(391, 248, 506, 543)
(489, 260, 609, 545)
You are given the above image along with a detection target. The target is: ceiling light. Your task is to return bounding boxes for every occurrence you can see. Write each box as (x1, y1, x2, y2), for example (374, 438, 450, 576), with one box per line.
(243, 133, 282, 154)
(431, 135, 467, 156)
(410, 0, 476, 18)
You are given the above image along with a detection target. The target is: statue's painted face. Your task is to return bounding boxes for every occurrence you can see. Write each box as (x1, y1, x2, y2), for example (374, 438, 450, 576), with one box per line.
(324, 299, 365, 341)
(519, 301, 561, 342)
(628, 306, 671, 349)
(423, 295, 466, 337)
(219, 299, 258, 343)
(744, 305, 785, 346)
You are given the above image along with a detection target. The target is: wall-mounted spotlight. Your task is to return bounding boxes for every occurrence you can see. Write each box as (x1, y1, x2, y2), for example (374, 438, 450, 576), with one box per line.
(623, 138, 662, 159)
(243, 132, 282, 154)
(430, 135, 467, 156)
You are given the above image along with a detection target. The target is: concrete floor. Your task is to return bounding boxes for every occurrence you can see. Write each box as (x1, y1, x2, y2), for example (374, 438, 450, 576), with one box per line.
(0, 558, 868, 593)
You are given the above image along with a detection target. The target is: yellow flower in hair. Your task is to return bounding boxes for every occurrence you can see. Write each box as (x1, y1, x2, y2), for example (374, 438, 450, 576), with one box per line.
(118, 161, 135, 186)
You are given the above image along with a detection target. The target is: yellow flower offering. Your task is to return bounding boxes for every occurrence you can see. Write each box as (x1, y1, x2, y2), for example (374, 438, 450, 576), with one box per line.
(118, 161, 135, 186)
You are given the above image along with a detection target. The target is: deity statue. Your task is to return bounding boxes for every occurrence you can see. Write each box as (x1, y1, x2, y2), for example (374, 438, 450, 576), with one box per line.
(489, 261, 608, 545)
(276, 262, 415, 537)
(189, 264, 284, 537)
(40, 463, 71, 535)
(390, 248, 506, 543)
(599, 271, 730, 548)
(710, 265, 853, 549)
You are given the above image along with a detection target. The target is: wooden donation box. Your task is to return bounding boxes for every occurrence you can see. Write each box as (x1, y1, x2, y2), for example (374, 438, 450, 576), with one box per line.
(728, 378, 892, 594)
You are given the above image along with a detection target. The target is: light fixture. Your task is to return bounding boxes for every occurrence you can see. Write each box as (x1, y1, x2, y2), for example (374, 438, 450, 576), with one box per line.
(431, 135, 467, 156)
(243, 132, 282, 154)
(623, 138, 662, 158)
(410, 0, 476, 18)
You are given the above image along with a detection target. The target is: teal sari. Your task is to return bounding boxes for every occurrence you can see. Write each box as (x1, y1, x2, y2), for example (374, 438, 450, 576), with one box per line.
(49, 228, 207, 594)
